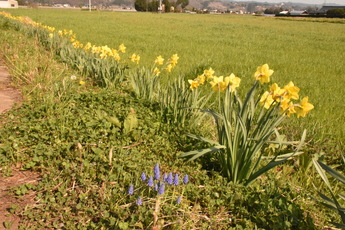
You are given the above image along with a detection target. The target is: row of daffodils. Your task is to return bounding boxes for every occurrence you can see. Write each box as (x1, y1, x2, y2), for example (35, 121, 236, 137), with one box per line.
(0, 11, 314, 184)
(188, 64, 313, 118)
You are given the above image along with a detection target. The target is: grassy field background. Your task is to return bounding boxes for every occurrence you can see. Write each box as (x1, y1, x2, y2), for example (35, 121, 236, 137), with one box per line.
(4, 8, 345, 151)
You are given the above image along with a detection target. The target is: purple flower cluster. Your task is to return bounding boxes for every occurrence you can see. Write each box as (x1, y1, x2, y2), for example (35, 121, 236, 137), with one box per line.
(127, 163, 190, 206)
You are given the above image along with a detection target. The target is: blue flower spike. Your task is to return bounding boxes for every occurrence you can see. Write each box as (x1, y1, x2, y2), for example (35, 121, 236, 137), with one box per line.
(136, 197, 142, 206)
(154, 163, 160, 180)
(163, 173, 168, 182)
(141, 172, 147, 181)
(158, 183, 165, 195)
(167, 172, 173, 185)
(128, 184, 134, 195)
(174, 173, 179, 186)
(148, 176, 154, 187)
(183, 174, 189, 184)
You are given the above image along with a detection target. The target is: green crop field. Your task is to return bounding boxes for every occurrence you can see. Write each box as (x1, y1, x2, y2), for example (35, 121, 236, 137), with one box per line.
(1, 9, 345, 229)
(4, 8, 344, 150)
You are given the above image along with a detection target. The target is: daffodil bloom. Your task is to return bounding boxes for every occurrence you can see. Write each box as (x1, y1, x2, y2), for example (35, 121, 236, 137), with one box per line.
(188, 79, 201, 90)
(100, 52, 108, 59)
(210, 76, 228, 92)
(196, 74, 206, 84)
(260, 91, 275, 109)
(155, 55, 164, 65)
(58, 30, 63, 36)
(203, 68, 215, 80)
(283, 81, 300, 100)
(154, 67, 161, 76)
(166, 64, 173, 73)
(295, 97, 314, 118)
(48, 33, 53, 38)
(224, 73, 241, 92)
(254, 64, 274, 84)
(118, 44, 126, 53)
(170, 54, 179, 66)
(270, 83, 286, 101)
(130, 54, 140, 64)
(84, 42, 92, 51)
(280, 99, 296, 117)
(113, 53, 121, 62)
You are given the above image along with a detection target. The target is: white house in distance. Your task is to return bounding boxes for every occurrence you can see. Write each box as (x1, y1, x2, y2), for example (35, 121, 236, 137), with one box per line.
(0, 0, 19, 8)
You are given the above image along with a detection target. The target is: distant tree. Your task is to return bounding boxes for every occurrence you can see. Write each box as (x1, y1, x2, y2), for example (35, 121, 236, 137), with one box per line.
(134, 0, 147, 11)
(264, 7, 283, 15)
(327, 9, 345, 18)
(176, 0, 188, 9)
(148, 0, 159, 12)
(162, 0, 171, 12)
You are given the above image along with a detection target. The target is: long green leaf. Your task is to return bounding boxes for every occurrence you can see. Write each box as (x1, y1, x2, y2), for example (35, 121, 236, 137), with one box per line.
(186, 133, 220, 146)
(318, 161, 345, 185)
(179, 146, 225, 162)
(245, 157, 287, 186)
(313, 159, 331, 188)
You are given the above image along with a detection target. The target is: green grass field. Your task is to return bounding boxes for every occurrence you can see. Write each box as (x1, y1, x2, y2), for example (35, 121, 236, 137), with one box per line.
(7, 9, 343, 148)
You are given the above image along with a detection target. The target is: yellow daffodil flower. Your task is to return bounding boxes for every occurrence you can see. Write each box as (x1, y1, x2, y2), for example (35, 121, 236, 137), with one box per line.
(188, 79, 201, 90)
(84, 42, 92, 51)
(224, 73, 241, 92)
(295, 97, 314, 118)
(283, 81, 300, 100)
(118, 44, 126, 53)
(48, 33, 53, 38)
(196, 74, 206, 84)
(270, 83, 286, 101)
(166, 64, 173, 73)
(58, 30, 63, 36)
(254, 64, 274, 84)
(130, 54, 140, 64)
(280, 99, 296, 117)
(210, 76, 228, 92)
(155, 55, 164, 65)
(170, 54, 179, 66)
(154, 67, 161, 76)
(260, 91, 275, 109)
(204, 68, 215, 80)
(113, 53, 121, 62)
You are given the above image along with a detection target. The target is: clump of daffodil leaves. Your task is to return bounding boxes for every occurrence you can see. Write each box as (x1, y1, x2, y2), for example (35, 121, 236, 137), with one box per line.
(182, 64, 314, 185)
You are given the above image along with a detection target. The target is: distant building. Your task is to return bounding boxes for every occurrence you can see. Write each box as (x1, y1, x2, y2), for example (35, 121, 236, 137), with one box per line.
(289, 10, 308, 16)
(0, 0, 18, 8)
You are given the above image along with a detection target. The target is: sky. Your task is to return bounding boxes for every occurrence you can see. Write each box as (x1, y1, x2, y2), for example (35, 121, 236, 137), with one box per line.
(235, 0, 345, 4)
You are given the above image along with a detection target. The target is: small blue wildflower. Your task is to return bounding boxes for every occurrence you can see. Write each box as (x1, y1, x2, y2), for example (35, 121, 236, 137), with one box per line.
(141, 172, 147, 181)
(154, 163, 160, 180)
(183, 174, 189, 184)
(174, 173, 179, 186)
(163, 173, 168, 182)
(128, 184, 134, 195)
(158, 183, 165, 195)
(154, 183, 159, 191)
(148, 176, 154, 187)
(176, 196, 182, 204)
(167, 172, 173, 185)
(136, 197, 142, 206)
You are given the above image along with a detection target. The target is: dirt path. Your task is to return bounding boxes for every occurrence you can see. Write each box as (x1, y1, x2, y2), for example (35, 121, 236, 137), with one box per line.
(0, 62, 21, 113)
(0, 61, 39, 230)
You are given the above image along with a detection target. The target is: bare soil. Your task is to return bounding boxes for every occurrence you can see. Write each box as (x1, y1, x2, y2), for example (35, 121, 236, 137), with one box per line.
(0, 60, 40, 230)
(0, 62, 21, 114)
